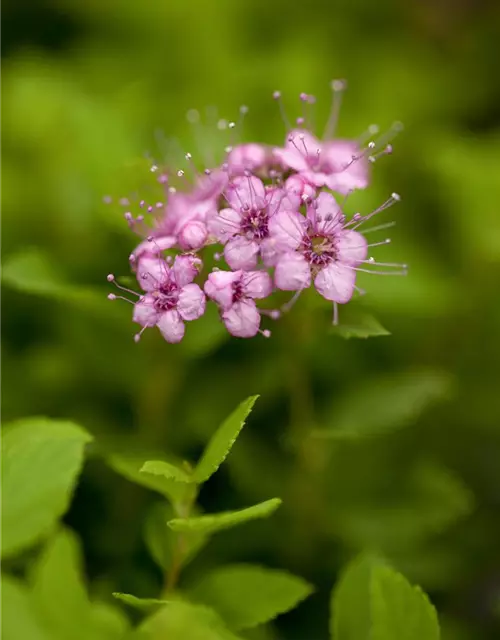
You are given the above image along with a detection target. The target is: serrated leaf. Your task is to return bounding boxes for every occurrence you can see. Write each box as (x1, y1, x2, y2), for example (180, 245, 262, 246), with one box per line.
(106, 453, 193, 505)
(314, 369, 453, 439)
(332, 311, 390, 339)
(331, 554, 440, 640)
(141, 460, 193, 483)
(2, 576, 51, 640)
(1, 418, 92, 557)
(31, 529, 91, 640)
(188, 564, 313, 630)
(139, 600, 243, 640)
(193, 396, 259, 483)
(144, 502, 208, 571)
(168, 498, 282, 535)
(112, 593, 169, 610)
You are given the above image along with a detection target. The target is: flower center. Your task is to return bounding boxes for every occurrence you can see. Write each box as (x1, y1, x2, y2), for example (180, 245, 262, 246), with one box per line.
(302, 234, 336, 269)
(241, 208, 269, 241)
(153, 281, 179, 311)
(232, 280, 244, 304)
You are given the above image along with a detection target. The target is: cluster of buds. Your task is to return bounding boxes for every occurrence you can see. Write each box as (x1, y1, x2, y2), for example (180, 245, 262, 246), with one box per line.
(107, 81, 406, 343)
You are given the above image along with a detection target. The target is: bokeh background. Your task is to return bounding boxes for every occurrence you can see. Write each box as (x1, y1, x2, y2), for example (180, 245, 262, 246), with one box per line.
(3, 0, 500, 638)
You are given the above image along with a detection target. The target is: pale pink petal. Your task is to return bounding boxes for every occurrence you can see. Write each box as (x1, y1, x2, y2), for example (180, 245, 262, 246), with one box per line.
(193, 169, 228, 201)
(207, 207, 242, 242)
(323, 140, 369, 194)
(157, 310, 185, 343)
(337, 230, 368, 266)
(274, 252, 311, 291)
(136, 256, 170, 292)
(133, 295, 159, 327)
(227, 144, 268, 175)
(222, 300, 260, 338)
(178, 220, 208, 250)
(226, 176, 266, 211)
(314, 262, 355, 303)
(301, 170, 328, 187)
(241, 271, 273, 299)
(204, 270, 240, 310)
(177, 283, 206, 321)
(307, 191, 341, 234)
(172, 254, 202, 287)
(272, 146, 308, 172)
(268, 210, 306, 251)
(132, 235, 176, 262)
(285, 175, 316, 204)
(260, 237, 280, 267)
(224, 236, 259, 270)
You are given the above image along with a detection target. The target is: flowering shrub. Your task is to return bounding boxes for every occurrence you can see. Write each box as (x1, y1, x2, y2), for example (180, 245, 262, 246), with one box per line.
(107, 82, 406, 343)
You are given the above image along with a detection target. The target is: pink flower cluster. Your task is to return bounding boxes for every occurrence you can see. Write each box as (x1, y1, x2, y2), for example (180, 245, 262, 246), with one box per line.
(107, 82, 406, 343)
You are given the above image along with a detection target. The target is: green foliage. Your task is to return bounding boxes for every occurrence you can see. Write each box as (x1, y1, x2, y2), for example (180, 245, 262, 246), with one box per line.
(30, 528, 129, 640)
(331, 554, 440, 640)
(1, 418, 92, 557)
(107, 453, 193, 504)
(2, 576, 51, 640)
(315, 369, 453, 438)
(112, 593, 169, 610)
(138, 600, 243, 640)
(144, 502, 207, 570)
(188, 564, 314, 630)
(193, 395, 259, 483)
(140, 460, 193, 483)
(168, 498, 282, 535)
(331, 309, 390, 339)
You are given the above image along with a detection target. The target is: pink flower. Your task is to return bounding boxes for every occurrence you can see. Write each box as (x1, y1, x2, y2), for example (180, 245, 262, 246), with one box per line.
(133, 254, 205, 343)
(226, 144, 269, 176)
(269, 191, 368, 303)
(273, 129, 369, 195)
(204, 269, 272, 338)
(208, 176, 298, 270)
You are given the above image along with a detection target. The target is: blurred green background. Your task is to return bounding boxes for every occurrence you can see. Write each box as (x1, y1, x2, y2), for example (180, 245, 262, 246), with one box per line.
(3, 0, 500, 638)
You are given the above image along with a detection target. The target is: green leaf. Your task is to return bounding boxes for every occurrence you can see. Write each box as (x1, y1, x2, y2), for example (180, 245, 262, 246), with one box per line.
(144, 502, 207, 571)
(1, 418, 92, 557)
(140, 460, 193, 483)
(139, 600, 243, 640)
(106, 453, 193, 504)
(331, 554, 440, 640)
(2, 249, 103, 309)
(168, 498, 282, 535)
(331, 310, 390, 339)
(1, 576, 51, 640)
(31, 529, 91, 640)
(90, 602, 130, 640)
(188, 564, 313, 630)
(314, 369, 453, 439)
(193, 396, 259, 483)
(112, 593, 169, 610)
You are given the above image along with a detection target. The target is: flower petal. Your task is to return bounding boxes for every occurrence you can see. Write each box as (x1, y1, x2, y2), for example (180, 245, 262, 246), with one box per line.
(178, 220, 208, 250)
(204, 270, 240, 310)
(337, 230, 368, 266)
(132, 235, 176, 262)
(269, 210, 306, 251)
(156, 310, 185, 343)
(314, 262, 355, 303)
(260, 237, 280, 267)
(224, 236, 259, 270)
(307, 191, 342, 235)
(177, 283, 206, 321)
(323, 140, 369, 194)
(222, 300, 260, 338)
(136, 256, 170, 292)
(241, 270, 273, 299)
(133, 294, 159, 327)
(207, 207, 242, 242)
(274, 252, 311, 291)
(226, 176, 266, 211)
(227, 144, 268, 175)
(172, 254, 202, 288)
